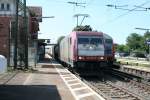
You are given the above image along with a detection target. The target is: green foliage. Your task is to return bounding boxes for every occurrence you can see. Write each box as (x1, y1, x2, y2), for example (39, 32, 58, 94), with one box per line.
(57, 36, 65, 44)
(126, 33, 143, 51)
(73, 25, 92, 31)
(144, 31, 150, 39)
(30, 11, 37, 17)
(126, 32, 150, 54)
(116, 44, 129, 53)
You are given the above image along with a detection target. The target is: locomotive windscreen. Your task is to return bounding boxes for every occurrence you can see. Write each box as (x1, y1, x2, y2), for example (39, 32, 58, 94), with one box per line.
(77, 36, 104, 56)
(78, 36, 103, 45)
(105, 39, 112, 44)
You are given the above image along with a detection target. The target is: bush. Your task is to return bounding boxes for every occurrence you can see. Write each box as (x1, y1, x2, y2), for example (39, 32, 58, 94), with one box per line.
(131, 52, 146, 58)
(119, 52, 130, 57)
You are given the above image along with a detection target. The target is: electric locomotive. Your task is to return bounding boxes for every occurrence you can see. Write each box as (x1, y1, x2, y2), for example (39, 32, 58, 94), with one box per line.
(58, 31, 114, 70)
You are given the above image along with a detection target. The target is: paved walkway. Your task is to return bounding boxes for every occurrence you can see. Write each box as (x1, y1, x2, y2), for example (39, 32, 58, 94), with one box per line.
(0, 62, 75, 100)
(0, 60, 105, 100)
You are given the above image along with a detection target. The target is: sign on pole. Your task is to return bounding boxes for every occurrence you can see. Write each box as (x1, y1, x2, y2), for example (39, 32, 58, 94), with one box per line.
(147, 41, 150, 45)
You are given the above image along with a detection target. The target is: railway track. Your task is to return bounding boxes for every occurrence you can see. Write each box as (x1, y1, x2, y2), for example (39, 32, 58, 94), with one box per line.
(71, 66, 150, 100)
(117, 64, 150, 81)
(60, 61, 150, 100)
(107, 68, 150, 99)
(84, 80, 143, 100)
(115, 80, 150, 99)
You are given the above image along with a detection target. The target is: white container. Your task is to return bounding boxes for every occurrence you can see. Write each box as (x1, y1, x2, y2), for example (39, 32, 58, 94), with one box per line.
(0, 55, 7, 73)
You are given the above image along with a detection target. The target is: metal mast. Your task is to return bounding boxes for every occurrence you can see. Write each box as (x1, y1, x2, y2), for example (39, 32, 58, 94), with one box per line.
(14, 0, 19, 69)
(24, 0, 28, 68)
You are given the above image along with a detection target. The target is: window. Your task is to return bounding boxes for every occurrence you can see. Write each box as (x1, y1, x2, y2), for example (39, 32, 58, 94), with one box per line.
(78, 38, 89, 44)
(7, 3, 10, 11)
(1, 3, 4, 10)
(78, 37, 103, 44)
(105, 39, 113, 44)
(90, 38, 103, 45)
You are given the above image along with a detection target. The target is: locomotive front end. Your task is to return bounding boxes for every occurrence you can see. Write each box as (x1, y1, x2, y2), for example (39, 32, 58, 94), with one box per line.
(76, 34, 107, 69)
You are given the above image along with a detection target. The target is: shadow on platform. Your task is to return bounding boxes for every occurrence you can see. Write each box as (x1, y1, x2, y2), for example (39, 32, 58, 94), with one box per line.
(0, 85, 62, 100)
(38, 58, 59, 64)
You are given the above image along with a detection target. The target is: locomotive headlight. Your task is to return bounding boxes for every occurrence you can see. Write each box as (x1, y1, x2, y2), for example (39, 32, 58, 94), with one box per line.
(79, 57, 82, 59)
(100, 57, 104, 60)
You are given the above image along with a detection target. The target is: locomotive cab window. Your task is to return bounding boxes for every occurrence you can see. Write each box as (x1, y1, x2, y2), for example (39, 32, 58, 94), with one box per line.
(78, 36, 103, 45)
(105, 39, 112, 44)
(90, 38, 103, 45)
(78, 38, 89, 44)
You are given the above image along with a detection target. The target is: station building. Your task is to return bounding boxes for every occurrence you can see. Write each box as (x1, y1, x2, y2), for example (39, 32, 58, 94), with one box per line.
(0, 0, 42, 67)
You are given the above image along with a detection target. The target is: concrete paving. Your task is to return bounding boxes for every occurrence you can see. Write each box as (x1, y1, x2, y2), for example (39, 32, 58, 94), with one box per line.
(0, 60, 105, 100)
(0, 62, 75, 100)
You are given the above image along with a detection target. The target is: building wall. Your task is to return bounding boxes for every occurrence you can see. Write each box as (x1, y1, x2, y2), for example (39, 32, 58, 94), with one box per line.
(0, 16, 11, 57)
(0, 0, 16, 16)
(0, 0, 41, 67)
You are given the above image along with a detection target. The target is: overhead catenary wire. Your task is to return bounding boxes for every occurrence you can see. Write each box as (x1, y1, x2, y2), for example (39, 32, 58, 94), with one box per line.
(85, 0, 95, 7)
(42, 0, 150, 29)
(102, 0, 150, 27)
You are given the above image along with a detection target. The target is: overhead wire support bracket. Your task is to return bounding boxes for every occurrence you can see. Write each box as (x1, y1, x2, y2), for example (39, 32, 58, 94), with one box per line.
(106, 4, 148, 11)
(134, 5, 150, 11)
(135, 27, 150, 31)
(67, 1, 86, 8)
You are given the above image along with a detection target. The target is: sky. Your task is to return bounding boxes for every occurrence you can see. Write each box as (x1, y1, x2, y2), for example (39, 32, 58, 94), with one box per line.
(27, 0, 150, 44)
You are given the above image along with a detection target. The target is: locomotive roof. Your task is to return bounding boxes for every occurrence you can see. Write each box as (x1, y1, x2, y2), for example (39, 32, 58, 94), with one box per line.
(103, 33, 112, 40)
(72, 31, 103, 35)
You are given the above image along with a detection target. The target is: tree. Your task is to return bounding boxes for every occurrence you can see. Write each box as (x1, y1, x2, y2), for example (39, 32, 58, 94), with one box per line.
(144, 31, 150, 38)
(73, 25, 92, 31)
(116, 44, 129, 53)
(57, 36, 65, 44)
(126, 33, 143, 52)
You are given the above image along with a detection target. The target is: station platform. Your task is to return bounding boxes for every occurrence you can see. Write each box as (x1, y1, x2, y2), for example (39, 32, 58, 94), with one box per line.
(117, 57, 150, 66)
(0, 59, 104, 100)
(116, 57, 150, 72)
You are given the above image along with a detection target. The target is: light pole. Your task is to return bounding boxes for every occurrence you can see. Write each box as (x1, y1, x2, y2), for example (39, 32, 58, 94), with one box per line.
(14, 0, 19, 69)
(31, 16, 55, 21)
(23, 0, 28, 69)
